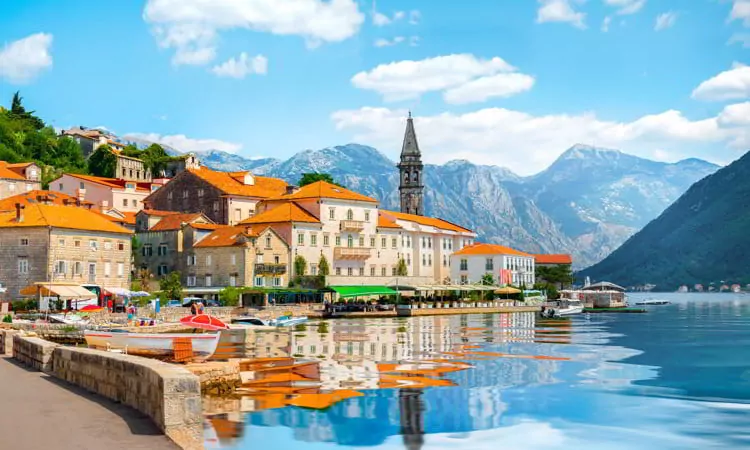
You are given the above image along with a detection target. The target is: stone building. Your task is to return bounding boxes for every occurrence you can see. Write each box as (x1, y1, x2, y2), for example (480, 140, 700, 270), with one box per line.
(114, 151, 152, 182)
(143, 166, 288, 225)
(398, 112, 424, 216)
(190, 225, 290, 289)
(61, 126, 113, 158)
(0, 162, 41, 200)
(161, 153, 200, 178)
(0, 203, 132, 300)
(450, 243, 535, 287)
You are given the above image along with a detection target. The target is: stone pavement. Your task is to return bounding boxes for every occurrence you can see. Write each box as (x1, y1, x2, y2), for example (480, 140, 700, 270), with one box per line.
(0, 356, 178, 450)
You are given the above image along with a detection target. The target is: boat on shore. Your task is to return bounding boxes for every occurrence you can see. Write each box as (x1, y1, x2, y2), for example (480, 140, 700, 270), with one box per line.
(83, 330, 221, 361)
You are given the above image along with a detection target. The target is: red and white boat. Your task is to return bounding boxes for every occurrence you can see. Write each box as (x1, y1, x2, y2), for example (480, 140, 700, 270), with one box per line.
(83, 330, 221, 361)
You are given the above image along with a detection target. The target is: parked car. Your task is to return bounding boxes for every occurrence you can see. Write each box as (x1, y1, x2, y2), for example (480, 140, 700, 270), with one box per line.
(182, 297, 221, 308)
(166, 299, 182, 308)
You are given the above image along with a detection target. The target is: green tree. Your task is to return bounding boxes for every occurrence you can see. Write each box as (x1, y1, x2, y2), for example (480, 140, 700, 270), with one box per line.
(298, 172, 343, 187)
(159, 271, 183, 301)
(87, 145, 117, 177)
(318, 254, 330, 276)
(537, 265, 574, 289)
(8, 92, 45, 130)
(294, 255, 307, 276)
(396, 258, 408, 276)
(219, 286, 242, 307)
(481, 273, 495, 285)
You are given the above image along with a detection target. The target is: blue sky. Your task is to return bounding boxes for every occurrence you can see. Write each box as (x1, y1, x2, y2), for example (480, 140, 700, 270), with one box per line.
(1, 0, 750, 175)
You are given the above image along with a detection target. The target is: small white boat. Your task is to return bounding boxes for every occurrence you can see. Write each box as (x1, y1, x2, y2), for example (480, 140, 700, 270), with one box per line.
(48, 314, 89, 326)
(232, 316, 270, 326)
(84, 330, 221, 361)
(270, 315, 308, 327)
(232, 315, 308, 327)
(541, 300, 584, 318)
(634, 299, 671, 305)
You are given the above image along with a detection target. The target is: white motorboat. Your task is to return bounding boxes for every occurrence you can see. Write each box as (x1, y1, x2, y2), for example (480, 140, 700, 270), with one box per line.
(84, 330, 221, 361)
(270, 315, 308, 327)
(232, 316, 271, 326)
(232, 315, 309, 328)
(541, 300, 584, 318)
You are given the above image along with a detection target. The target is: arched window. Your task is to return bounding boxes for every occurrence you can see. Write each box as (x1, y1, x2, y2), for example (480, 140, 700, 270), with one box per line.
(413, 171, 419, 183)
(347, 235, 353, 248)
(346, 209, 353, 220)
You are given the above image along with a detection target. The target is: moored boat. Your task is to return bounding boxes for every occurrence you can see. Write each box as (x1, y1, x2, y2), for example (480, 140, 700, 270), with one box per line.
(84, 330, 221, 361)
(270, 315, 308, 327)
(541, 300, 584, 318)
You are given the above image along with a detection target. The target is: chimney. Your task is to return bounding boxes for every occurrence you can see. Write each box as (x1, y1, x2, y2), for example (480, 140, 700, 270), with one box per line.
(100, 200, 109, 213)
(15, 203, 24, 222)
(285, 185, 300, 195)
(76, 188, 86, 203)
(245, 226, 253, 235)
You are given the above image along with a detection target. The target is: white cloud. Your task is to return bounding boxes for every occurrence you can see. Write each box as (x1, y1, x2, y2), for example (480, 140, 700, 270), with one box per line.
(718, 101, 750, 126)
(409, 10, 421, 25)
(729, 0, 750, 26)
(0, 33, 53, 84)
(350, 54, 531, 103)
(211, 52, 268, 78)
(536, 0, 586, 29)
(692, 65, 750, 101)
(330, 106, 736, 175)
(601, 16, 612, 32)
(394, 11, 406, 21)
(374, 37, 405, 48)
(654, 11, 677, 31)
(443, 73, 535, 104)
(373, 10, 405, 26)
(604, 0, 646, 15)
(124, 132, 242, 154)
(143, 0, 364, 65)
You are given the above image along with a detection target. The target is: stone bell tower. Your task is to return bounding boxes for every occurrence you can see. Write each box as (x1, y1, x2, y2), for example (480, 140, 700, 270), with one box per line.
(397, 112, 424, 216)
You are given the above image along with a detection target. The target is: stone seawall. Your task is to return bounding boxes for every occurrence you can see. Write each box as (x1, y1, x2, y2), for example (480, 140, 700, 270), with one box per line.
(0, 329, 19, 355)
(11, 335, 203, 449)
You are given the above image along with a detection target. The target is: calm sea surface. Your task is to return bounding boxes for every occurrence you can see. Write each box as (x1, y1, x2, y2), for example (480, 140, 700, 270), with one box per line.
(204, 293, 750, 450)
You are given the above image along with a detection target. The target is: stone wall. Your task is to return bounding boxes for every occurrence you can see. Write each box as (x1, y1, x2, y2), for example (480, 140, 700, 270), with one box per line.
(12, 334, 59, 372)
(0, 329, 20, 355)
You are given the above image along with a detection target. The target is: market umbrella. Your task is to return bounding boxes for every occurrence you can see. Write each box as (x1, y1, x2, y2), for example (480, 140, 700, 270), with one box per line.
(80, 305, 104, 312)
(494, 287, 521, 295)
(179, 314, 230, 331)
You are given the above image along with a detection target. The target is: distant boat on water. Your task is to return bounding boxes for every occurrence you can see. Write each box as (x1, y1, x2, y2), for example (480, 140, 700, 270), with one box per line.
(634, 299, 671, 305)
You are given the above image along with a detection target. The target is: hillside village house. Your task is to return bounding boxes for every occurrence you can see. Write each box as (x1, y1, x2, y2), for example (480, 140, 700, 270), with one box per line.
(52, 173, 160, 213)
(143, 166, 289, 225)
(61, 126, 122, 159)
(0, 161, 41, 200)
(240, 181, 477, 286)
(450, 243, 536, 287)
(0, 202, 132, 299)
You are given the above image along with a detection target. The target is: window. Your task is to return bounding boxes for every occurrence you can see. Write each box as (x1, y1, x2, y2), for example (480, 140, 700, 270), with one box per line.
(460, 275, 468, 284)
(206, 255, 212, 266)
(205, 275, 212, 287)
(407, 236, 412, 248)
(370, 266, 376, 276)
(20, 238, 29, 246)
(421, 237, 426, 248)
(347, 267, 353, 276)
(104, 262, 111, 277)
(428, 255, 432, 266)
(273, 277, 282, 287)
(391, 237, 397, 249)
(381, 237, 386, 248)
(183, 190, 189, 199)
(198, 189, 204, 197)
(187, 276, 196, 287)
(187, 255, 196, 266)
(358, 236, 364, 247)
(407, 256, 411, 266)
(359, 267, 364, 276)
(336, 267, 341, 275)
(298, 233, 304, 246)
(255, 277, 264, 287)
(158, 244, 167, 256)
(381, 267, 386, 276)
(168, 192, 173, 200)
(265, 236, 272, 248)
(274, 256, 280, 264)
(346, 209, 354, 220)
(329, 208, 335, 220)
(230, 275, 237, 287)
(323, 234, 330, 246)
(54, 260, 67, 276)
(392, 267, 397, 276)
(365, 211, 370, 222)
(422, 254, 426, 266)
(213, 201, 219, 212)
(428, 238, 432, 249)
(347, 235, 353, 248)
(74, 261, 82, 275)
(460, 259, 468, 271)
(234, 209, 241, 222)
(485, 258, 494, 271)
(18, 258, 28, 274)
(123, 199, 128, 208)
(443, 255, 447, 267)
(311, 234, 317, 246)
(142, 245, 153, 257)
(158, 265, 168, 276)
(310, 264, 318, 276)
(231, 254, 237, 265)
(89, 240, 98, 251)
(370, 237, 375, 248)
(335, 235, 341, 246)
(117, 263, 124, 277)
(104, 241, 112, 251)
(118, 242, 125, 251)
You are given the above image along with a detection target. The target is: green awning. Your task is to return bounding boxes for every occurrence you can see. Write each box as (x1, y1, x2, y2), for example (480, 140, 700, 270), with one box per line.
(329, 285, 399, 298)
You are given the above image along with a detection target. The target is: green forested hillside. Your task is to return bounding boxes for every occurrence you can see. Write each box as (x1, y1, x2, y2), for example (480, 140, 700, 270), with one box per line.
(578, 150, 750, 290)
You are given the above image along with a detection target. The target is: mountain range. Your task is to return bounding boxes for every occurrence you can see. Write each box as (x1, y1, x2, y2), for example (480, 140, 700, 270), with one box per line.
(578, 149, 750, 289)
(173, 143, 719, 268)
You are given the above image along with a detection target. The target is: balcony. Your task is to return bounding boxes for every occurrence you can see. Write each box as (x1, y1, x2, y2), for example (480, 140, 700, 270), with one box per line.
(339, 220, 365, 232)
(254, 263, 287, 275)
(334, 247, 372, 260)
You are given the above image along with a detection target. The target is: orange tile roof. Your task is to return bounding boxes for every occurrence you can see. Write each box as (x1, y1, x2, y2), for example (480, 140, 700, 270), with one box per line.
(377, 213, 401, 229)
(150, 213, 207, 231)
(194, 225, 266, 248)
(452, 242, 531, 257)
(0, 161, 27, 180)
(266, 181, 377, 203)
(534, 254, 572, 265)
(189, 222, 225, 231)
(188, 167, 288, 198)
(0, 190, 93, 211)
(64, 173, 152, 192)
(0, 203, 132, 234)
(381, 210, 473, 233)
(138, 209, 181, 217)
(240, 202, 319, 225)
(92, 210, 137, 226)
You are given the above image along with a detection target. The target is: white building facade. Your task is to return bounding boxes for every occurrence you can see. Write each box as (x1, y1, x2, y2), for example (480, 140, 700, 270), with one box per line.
(450, 243, 535, 287)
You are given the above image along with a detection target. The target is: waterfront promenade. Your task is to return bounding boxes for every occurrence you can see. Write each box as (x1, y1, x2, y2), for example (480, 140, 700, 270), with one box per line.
(0, 356, 177, 450)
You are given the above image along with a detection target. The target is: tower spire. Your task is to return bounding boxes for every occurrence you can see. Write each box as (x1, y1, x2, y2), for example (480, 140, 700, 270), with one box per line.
(397, 112, 424, 216)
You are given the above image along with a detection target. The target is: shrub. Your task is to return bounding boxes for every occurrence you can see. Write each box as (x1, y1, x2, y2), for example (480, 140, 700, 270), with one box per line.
(2, 314, 12, 323)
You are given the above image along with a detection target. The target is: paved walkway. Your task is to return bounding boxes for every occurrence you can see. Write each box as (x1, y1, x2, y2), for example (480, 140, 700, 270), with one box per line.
(0, 357, 178, 450)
